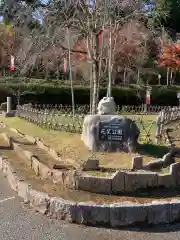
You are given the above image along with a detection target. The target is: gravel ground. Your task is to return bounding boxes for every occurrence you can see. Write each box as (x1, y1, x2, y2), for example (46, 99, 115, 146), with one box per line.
(1, 173, 180, 240)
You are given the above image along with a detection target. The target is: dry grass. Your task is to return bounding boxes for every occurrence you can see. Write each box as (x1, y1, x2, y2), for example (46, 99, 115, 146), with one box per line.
(0, 116, 166, 170)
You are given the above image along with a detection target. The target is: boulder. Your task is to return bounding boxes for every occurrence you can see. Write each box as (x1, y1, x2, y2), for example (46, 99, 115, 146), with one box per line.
(162, 153, 174, 167)
(83, 159, 99, 171)
(143, 159, 164, 171)
(81, 115, 140, 153)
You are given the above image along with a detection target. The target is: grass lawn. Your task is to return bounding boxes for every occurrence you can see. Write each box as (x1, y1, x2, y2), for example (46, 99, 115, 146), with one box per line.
(28, 112, 157, 142)
(0, 115, 165, 170)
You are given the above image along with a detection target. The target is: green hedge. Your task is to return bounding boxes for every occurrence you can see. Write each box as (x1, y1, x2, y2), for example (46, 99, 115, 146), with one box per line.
(0, 82, 180, 106)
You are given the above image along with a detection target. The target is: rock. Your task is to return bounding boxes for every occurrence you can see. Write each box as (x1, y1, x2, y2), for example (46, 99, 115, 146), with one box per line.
(6, 167, 19, 191)
(169, 199, 180, 222)
(147, 201, 170, 224)
(81, 114, 100, 151)
(169, 147, 180, 157)
(4, 111, 16, 117)
(53, 164, 75, 170)
(49, 197, 76, 222)
(111, 170, 125, 193)
(25, 135, 36, 144)
(38, 162, 52, 180)
(81, 115, 140, 153)
(63, 170, 76, 188)
(162, 153, 174, 167)
(31, 156, 40, 176)
(29, 190, 50, 215)
(18, 181, 32, 203)
(143, 159, 164, 171)
(170, 162, 180, 184)
(75, 202, 110, 226)
(132, 156, 143, 170)
(97, 97, 116, 115)
(52, 170, 63, 184)
(125, 172, 158, 192)
(110, 203, 148, 227)
(83, 159, 99, 171)
(77, 175, 112, 194)
(157, 174, 176, 188)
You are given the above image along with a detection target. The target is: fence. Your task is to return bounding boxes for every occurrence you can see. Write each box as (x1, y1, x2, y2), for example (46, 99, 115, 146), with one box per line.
(156, 107, 180, 146)
(17, 104, 159, 144)
(30, 104, 172, 115)
(18, 104, 180, 144)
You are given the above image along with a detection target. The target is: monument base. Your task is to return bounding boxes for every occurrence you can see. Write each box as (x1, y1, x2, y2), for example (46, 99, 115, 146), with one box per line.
(2, 110, 16, 117)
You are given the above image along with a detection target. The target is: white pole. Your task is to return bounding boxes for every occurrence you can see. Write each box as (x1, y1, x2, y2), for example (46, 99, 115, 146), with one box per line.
(7, 97, 11, 113)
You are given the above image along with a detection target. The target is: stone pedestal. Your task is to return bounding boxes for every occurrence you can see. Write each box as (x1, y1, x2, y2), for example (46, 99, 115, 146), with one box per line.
(7, 97, 11, 113)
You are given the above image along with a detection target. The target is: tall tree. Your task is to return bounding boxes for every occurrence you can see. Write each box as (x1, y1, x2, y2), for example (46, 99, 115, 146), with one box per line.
(43, 0, 146, 113)
(147, 0, 180, 34)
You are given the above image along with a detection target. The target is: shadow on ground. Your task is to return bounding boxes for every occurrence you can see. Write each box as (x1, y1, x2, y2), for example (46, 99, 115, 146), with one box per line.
(138, 143, 169, 158)
(0, 146, 11, 150)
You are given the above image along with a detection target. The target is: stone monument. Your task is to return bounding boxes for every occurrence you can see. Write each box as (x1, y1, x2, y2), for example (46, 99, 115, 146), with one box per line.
(81, 97, 140, 153)
(7, 97, 11, 113)
(3, 97, 16, 117)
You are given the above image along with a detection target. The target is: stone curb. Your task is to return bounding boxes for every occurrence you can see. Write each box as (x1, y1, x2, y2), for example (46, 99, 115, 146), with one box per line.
(9, 127, 81, 169)
(1, 133, 75, 187)
(1, 132, 179, 194)
(2, 156, 180, 228)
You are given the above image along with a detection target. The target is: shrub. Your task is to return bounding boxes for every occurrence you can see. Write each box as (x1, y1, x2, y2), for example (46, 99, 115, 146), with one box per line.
(0, 80, 179, 106)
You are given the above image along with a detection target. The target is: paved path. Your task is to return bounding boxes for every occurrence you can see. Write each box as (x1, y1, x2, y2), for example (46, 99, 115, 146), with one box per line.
(1, 173, 180, 240)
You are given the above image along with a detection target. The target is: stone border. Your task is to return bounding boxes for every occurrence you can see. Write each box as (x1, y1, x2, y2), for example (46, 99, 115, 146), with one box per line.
(3, 156, 180, 227)
(4, 129, 179, 194)
(1, 133, 76, 187)
(2, 126, 180, 194)
(9, 127, 81, 169)
(76, 165, 179, 194)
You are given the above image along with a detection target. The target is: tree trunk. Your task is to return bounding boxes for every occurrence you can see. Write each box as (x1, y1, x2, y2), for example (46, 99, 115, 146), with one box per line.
(107, 18, 112, 97)
(170, 68, 173, 85)
(167, 67, 169, 85)
(91, 61, 98, 115)
(67, 27, 75, 118)
(123, 68, 126, 85)
(137, 69, 140, 84)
